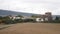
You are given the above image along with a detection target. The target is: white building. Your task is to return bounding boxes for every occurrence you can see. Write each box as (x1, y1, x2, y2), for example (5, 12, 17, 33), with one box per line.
(36, 18, 44, 22)
(9, 16, 21, 20)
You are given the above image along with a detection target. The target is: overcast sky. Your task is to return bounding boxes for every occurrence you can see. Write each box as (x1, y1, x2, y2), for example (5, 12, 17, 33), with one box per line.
(0, 0, 60, 15)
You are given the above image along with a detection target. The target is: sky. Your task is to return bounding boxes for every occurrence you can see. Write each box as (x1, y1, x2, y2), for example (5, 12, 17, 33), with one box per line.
(0, 0, 60, 15)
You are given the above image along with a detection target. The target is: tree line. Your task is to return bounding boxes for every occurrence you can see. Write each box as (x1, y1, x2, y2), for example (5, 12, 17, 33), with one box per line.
(0, 15, 60, 24)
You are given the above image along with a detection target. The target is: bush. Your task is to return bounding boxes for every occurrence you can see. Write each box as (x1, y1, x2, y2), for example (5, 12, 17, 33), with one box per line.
(52, 20, 60, 23)
(3, 19, 15, 24)
(0, 20, 2, 23)
(14, 19, 23, 23)
(22, 19, 36, 22)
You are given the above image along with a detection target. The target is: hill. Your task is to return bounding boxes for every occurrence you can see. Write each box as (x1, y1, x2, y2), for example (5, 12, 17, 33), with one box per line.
(0, 10, 39, 17)
(0, 9, 60, 17)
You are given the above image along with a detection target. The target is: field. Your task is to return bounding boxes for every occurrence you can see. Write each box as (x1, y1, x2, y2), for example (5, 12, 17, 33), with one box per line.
(0, 23, 60, 34)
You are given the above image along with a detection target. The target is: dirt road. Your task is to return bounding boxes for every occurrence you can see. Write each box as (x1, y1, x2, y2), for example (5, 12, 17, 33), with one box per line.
(0, 23, 60, 34)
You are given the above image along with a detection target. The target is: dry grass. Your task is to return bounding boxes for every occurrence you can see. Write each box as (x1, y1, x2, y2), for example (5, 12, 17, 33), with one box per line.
(0, 23, 60, 34)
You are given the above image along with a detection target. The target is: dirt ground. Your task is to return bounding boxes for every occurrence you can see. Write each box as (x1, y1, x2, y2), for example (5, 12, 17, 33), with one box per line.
(0, 23, 60, 34)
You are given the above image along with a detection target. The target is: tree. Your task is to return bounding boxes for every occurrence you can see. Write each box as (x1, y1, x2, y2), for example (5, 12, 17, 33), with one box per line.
(31, 15, 37, 18)
(16, 15, 23, 18)
(53, 16, 60, 23)
(0, 16, 3, 19)
(55, 16, 59, 20)
(1, 16, 12, 24)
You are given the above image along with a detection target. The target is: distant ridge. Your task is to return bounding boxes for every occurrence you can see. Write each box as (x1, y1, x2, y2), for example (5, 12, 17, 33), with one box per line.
(0, 9, 60, 17)
(0, 9, 39, 17)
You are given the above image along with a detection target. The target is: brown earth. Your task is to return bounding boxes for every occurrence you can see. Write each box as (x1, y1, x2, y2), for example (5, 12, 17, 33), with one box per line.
(0, 23, 60, 34)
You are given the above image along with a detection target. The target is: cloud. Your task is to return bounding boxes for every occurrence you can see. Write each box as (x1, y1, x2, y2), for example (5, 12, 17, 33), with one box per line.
(0, 0, 60, 15)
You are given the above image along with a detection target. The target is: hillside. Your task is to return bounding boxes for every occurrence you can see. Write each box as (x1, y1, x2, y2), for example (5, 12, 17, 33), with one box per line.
(0, 10, 39, 17)
(0, 9, 60, 17)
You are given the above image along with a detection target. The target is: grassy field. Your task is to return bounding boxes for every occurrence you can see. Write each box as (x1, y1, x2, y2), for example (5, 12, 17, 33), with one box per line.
(0, 23, 60, 34)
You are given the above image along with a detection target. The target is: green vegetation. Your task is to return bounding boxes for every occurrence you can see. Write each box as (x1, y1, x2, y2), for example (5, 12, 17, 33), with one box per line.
(52, 16, 60, 23)
(55, 16, 59, 20)
(0, 15, 60, 24)
(31, 15, 38, 18)
(16, 15, 23, 17)
(0, 15, 35, 24)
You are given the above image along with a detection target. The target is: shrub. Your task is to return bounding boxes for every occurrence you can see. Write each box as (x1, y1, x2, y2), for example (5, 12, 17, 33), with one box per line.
(14, 19, 23, 23)
(3, 19, 15, 24)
